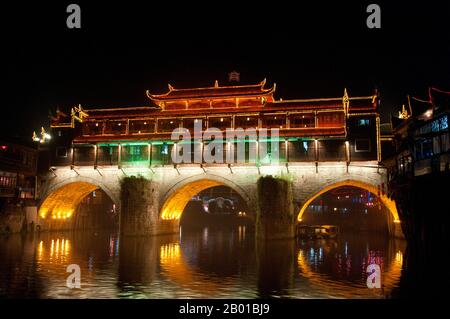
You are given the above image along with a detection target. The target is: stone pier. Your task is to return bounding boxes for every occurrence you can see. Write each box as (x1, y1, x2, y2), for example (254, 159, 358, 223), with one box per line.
(255, 176, 296, 240)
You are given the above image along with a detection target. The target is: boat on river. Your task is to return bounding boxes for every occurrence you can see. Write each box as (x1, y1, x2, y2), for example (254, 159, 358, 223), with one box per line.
(297, 225, 339, 239)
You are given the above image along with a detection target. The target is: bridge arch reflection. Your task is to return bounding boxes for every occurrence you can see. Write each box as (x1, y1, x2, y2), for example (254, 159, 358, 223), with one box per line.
(297, 240, 404, 298)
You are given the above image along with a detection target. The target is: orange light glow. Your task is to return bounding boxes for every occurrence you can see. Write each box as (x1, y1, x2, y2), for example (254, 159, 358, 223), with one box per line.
(39, 182, 99, 220)
(297, 179, 400, 223)
(161, 179, 222, 220)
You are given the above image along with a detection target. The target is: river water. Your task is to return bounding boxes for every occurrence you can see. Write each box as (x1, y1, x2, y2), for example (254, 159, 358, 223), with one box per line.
(0, 226, 406, 299)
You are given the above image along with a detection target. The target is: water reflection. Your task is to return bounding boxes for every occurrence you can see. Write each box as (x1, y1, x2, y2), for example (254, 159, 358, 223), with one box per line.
(296, 234, 405, 298)
(0, 228, 407, 298)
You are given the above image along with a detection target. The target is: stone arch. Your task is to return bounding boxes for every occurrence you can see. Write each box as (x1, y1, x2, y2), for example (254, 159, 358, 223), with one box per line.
(159, 173, 254, 220)
(38, 177, 119, 221)
(297, 179, 400, 223)
(39, 175, 120, 209)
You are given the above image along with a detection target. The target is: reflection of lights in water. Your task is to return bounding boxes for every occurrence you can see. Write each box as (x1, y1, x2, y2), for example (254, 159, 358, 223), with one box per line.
(109, 237, 114, 257)
(55, 239, 60, 258)
(38, 241, 43, 259)
(50, 239, 54, 258)
(367, 251, 383, 269)
(395, 250, 403, 265)
(39, 238, 71, 261)
(159, 242, 234, 295)
(238, 226, 246, 242)
(160, 243, 181, 263)
(61, 239, 65, 255)
(65, 239, 71, 256)
(297, 247, 401, 298)
(202, 228, 209, 245)
(88, 256, 94, 271)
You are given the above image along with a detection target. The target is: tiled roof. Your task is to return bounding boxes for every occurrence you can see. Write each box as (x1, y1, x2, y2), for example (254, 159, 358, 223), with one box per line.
(146, 79, 275, 101)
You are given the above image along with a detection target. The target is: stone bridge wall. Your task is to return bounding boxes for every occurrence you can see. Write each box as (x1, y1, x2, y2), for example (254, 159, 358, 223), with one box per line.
(38, 161, 396, 236)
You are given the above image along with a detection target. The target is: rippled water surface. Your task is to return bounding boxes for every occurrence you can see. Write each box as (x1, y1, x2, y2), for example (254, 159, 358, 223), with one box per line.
(0, 227, 406, 298)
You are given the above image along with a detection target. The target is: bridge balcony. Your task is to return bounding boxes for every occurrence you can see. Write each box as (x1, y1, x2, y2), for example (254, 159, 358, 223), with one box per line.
(57, 139, 378, 167)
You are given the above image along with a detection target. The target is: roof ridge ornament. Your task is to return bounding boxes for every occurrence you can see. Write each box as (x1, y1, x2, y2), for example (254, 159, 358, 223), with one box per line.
(168, 84, 174, 91)
(343, 88, 350, 117)
(260, 78, 267, 88)
(71, 104, 89, 124)
(228, 71, 240, 82)
(214, 80, 219, 88)
(398, 104, 410, 119)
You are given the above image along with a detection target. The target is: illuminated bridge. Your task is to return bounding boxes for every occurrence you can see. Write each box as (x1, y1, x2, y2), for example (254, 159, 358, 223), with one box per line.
(37, 80, 403, 237)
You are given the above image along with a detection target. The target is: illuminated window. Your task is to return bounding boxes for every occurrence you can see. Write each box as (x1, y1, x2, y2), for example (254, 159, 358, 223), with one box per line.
(317, 112, 344, 127)
(104, 120, 127, 135)
(289, 113, 315, 128)
(83, 122, 104, 135)
(0, 175, 16, 188)
(262, 114, 286, 129)
(182, 118, 207, 133)
(129, 120, 155, 134)
(161, 143, 169, 155)
(208, 117, 232, 131)
(130, 146, 141, 156)
(358, 119, 370, 126)
(440, 116, 448, 130)
(157, 119, 181, 133)
(235, 116, 258, 129)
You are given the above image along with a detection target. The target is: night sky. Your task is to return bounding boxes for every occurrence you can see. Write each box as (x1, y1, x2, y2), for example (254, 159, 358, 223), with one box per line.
(3, 1, 450, 143)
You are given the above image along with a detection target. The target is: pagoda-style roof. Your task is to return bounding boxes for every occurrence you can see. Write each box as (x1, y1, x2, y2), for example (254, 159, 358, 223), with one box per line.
(86, 106, 158, 119)
(146, 79, 275, 102)
(80, 89, 377, 121)
(266, 94, 377, 112)
(391, 87, 450, 131)
(429, 87, 450, 114)
(407, 95, 433, 119)
(390, 114, 407, 130)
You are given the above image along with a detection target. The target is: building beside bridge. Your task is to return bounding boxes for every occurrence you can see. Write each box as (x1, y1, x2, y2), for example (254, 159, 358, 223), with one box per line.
(0, 140, 38, 233)
(387, 87, 449, 247)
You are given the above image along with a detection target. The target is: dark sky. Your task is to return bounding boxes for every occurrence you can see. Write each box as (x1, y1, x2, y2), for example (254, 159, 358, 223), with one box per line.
(3, 1, 450, 142)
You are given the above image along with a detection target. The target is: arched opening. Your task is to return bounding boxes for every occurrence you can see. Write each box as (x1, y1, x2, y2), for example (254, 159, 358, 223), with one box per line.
(160, 178, 252, 234)
(161, 179, 251, 223)
(180, 185, 251, 228)
(297, 180, 402, 237)
(38, 182, 118, 231)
